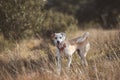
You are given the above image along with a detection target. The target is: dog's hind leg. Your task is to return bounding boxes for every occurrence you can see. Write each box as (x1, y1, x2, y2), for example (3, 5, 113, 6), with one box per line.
(77, 49, 88, 66)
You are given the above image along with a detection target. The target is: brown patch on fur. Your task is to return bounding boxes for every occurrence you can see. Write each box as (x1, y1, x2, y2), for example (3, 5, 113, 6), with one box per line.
(51, 33, 55, 40)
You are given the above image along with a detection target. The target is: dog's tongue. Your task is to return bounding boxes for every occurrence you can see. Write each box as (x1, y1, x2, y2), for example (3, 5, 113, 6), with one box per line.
(58, 42, 60, 45)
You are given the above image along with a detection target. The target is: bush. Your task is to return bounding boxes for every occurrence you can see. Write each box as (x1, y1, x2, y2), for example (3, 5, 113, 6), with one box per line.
(0, 0, 78, 39)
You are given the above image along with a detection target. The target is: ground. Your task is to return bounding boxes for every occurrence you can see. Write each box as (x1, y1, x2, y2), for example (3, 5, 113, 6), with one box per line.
(0, 29, 119, 80)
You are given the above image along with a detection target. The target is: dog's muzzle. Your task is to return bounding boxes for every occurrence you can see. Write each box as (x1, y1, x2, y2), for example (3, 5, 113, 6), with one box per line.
(57, 41, 60, 44)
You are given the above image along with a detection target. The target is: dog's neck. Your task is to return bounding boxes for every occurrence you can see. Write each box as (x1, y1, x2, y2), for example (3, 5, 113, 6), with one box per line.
(57, 41, 66, 52)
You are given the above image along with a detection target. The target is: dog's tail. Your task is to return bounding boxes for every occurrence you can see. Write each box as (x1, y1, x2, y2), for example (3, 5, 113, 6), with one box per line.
(76, 32, 89, 43)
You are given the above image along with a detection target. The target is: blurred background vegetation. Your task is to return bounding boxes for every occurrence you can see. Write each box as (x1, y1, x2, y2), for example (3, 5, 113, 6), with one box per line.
(0, 1, 120, 80)
(0, 0, 120, 40)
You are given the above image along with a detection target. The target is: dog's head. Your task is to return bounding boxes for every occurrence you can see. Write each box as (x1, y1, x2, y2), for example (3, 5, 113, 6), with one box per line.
(51, 32, 66, 45)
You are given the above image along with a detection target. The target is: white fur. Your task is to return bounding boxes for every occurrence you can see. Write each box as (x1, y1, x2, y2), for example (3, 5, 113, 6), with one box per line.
(52, 32, 90, 74)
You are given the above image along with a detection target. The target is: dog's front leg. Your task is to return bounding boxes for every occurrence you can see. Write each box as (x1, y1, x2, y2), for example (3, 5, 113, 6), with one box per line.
(67, 55, 72, 68)
(57, 55, 61, 72)
(56, 51, 61, 74)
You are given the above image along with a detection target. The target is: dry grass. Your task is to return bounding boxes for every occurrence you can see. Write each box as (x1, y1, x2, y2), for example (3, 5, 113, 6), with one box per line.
(0, 29, 120, 80)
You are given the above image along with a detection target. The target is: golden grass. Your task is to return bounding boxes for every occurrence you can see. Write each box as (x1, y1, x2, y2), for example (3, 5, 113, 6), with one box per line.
(0, 29, 119, 80)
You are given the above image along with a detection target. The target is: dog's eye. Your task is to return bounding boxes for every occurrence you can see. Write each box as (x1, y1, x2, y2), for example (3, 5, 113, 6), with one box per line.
(60, 37, 62, 39)
(55, 37, 57, 39)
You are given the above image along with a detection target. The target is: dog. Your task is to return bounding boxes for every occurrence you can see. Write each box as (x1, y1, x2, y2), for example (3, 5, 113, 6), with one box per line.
(51, 32, 90, 73)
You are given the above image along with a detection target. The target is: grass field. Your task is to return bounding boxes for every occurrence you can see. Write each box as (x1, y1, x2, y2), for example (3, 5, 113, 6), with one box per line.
(0, 29, 120, 80)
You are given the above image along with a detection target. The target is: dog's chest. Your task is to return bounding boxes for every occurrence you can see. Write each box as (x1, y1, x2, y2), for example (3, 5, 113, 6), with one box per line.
(63, 45, 76, 56)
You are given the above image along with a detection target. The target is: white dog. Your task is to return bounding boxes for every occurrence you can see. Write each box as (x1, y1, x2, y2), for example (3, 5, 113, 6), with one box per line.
(51, 32, 90, 73)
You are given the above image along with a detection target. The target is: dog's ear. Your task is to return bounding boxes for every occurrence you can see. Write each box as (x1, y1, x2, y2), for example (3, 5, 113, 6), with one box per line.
(61, 32, 66, 38)
(51, 33, 55, 40)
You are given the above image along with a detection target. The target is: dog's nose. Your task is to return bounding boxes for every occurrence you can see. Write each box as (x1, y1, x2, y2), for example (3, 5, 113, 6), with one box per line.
(57, 41, 60, 44)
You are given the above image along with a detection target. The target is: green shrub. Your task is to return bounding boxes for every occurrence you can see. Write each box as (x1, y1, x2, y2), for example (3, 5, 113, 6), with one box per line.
(0, 0, 78, 39)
